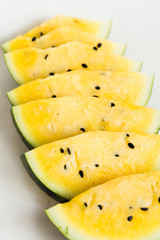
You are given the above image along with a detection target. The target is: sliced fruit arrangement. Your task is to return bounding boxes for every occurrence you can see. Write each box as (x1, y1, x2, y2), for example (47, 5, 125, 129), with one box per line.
(3, 14, 160, 240)
(46, 171, 160, 240)
(2, 27, 126, 55)
(2, 15, 112, 53)
(4, 42, 142, 85)
(12, 96, 160, 148)
(7, 70, 154, 106)
(22, 131, 160, 200)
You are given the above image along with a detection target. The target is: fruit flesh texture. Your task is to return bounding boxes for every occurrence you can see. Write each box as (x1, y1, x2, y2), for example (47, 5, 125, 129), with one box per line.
(2, 15, 112, 52)
(2, 27, 124, 54)
(25, 131, 160, 199)
(4, 42, 142, 85)
(25, 15, 112, 38)
(7, 70, 154, 106)
(12, 96, 160, 147)
(46, 171, 160, 240)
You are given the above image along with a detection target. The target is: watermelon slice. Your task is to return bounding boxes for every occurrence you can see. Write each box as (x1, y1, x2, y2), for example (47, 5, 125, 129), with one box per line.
(7, 70, 154, 106)
(11, 96, 160, 148)
(2, 15, 112, 53)
(46, 171, 160, 240)
(21, 131, 160, 200)
(2, 27, 125, 54)
(4, 42, 142, 85)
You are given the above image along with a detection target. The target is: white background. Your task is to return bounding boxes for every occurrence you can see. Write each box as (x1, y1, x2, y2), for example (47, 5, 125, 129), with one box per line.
(0, 0, 160, 239)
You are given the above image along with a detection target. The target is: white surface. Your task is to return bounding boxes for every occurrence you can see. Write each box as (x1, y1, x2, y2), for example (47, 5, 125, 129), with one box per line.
(0, 0, 160, 239)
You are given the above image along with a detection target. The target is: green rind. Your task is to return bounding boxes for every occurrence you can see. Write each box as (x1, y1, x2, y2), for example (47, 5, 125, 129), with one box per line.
(144, 74, 155, 106)
(11, 108, 33, 150)
(121, 43, 127, 56)
(156, 126, 160, 134)
(45, 208, 70, 240)
(104, 20, 112, 39)
(1, 43, 8, 53)
(138, 61, 143, 72)
(7, 92, 14, 106)
(21, 154, 67, 203)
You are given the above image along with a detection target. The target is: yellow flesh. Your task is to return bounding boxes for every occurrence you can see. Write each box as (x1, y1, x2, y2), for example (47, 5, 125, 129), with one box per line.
(25, 15, 111, 38)
(4, 42, 142, 84)
(12, 96, 160, 147)
(2, 15, 112, 52)
(3, 27, 124, 54)
(8, 70, 153, 106)
(26, 131, 160, 199)
(46, 171, 160, 240)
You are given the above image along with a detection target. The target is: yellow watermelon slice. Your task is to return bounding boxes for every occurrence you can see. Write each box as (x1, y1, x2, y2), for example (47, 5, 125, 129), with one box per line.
(46, 171, 160, 240)
(7, 70, 154, 106)
(2, 27, 125, 54)
(4, 42, 142, 85)
(21, 131, 160, 200)
(2, 15, 112, 52)
(11, 96, 160, 148)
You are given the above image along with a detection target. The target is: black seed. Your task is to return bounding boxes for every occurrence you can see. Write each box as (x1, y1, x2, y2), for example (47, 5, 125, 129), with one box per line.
(97, 204, 103, 210)
(141, 208, 149, 211)
(52, 95, 56, 98)
(95, 86, 100, 90)
(79, 170, 84, 178)
(127, 216, 133, 221)
(111, 102, 115, 107)
(80, 128, 85, 132)
(44, 54, 48, 60)
(115, 154, 119, 157)
(128, 143, 135, 149)
(129, 206, 132, 209)
(102, 119, 105, 121)
(82, 63, 88, 68)
(67, 148, 71, 155)
(92, 95, 99, 98)
(126, 134, 130, 137)
(60, 148, 64, 153)
(40, 32, 43, 36)
(84, 202, 88, 207)
(49, 72, 55, 76)
(64, 164, 67, 170)
(97, 43, 102, 48)
(158, 197, 160, 203)
(95, 164, 99, 167)
(52, 46, 55, 48)
(67, 69, 72, 72)
(32, 37, 36, 41)
(93, 46, 98, 50)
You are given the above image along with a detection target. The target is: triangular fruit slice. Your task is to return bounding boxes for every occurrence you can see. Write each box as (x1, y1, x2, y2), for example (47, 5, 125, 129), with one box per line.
(2, 27, 125, 54)
(46, 171, 160, 240)
(11, 96, 160, 148)
(22, 131, 160, 200)
(7, 70, 154, 106)
(2, 15, 112, 52)
(4, 42, 142, 85)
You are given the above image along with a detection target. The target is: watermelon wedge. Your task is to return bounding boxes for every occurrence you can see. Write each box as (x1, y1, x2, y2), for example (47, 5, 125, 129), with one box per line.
(46, 171, 160, 240)
(21, 131, 160, 200)
(7, 70, 154, 106)
(2, 15, 112, 53)
(4, 42, 142, 85)
(2, 27, 125, 54)
(11, 96, 160, 148)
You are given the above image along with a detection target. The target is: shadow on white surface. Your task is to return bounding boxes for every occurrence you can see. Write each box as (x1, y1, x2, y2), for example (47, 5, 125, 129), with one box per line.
(1, 0, 160, 239)
(0, 41, 65, 239)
